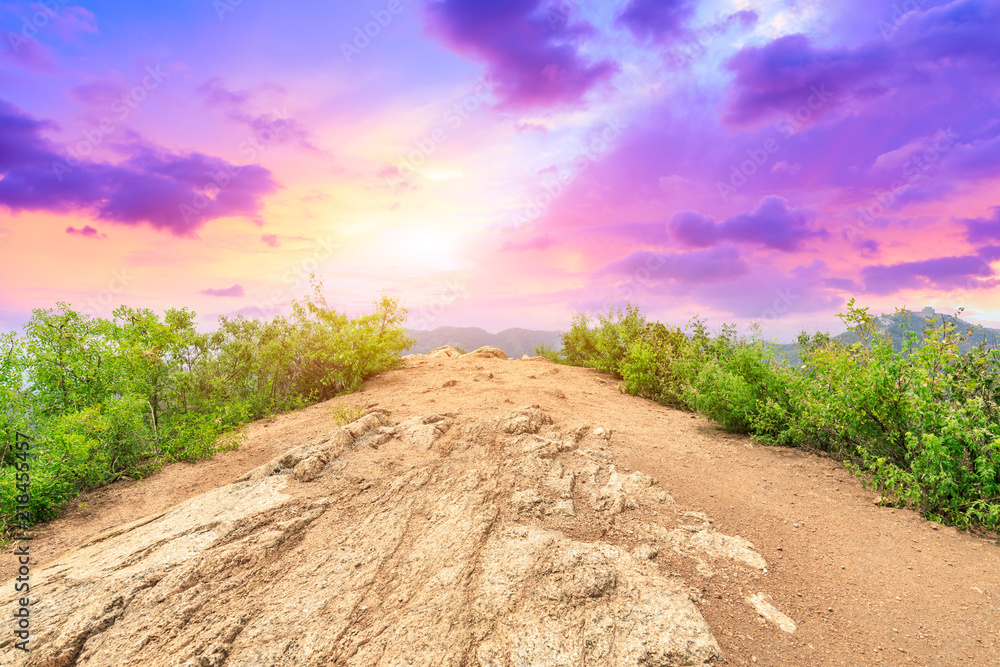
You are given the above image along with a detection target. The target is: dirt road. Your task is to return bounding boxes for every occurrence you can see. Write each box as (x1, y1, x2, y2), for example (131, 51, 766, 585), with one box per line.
(5, 352, 998, 665)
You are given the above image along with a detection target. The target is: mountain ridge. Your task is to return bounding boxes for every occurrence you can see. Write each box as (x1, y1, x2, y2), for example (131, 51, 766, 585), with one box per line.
(405, 326, 562, 358)
(776, 307, 1000, 366)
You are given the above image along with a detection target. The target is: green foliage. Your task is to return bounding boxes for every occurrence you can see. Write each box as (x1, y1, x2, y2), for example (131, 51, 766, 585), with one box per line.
(557, 312, 600, 367)
(0, 277, 413, 536)
(329, 404, 365, 426)
(548, 299, 1000, 531)
(689, 334, 794, 437)
(533, 343, 560, 361)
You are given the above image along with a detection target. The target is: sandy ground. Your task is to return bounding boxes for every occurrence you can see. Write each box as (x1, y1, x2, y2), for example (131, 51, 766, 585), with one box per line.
(4, 353, 998, 666)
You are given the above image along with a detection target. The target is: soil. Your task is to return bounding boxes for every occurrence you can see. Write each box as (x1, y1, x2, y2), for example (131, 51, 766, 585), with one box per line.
(3, 352, 998, 666)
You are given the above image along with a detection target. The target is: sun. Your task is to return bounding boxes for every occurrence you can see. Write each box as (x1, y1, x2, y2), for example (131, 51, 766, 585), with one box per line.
(383, 227, 465, 272)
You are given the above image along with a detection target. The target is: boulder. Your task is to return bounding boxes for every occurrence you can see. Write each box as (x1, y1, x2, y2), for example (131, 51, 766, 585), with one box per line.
(427, 345, 462, 359)
(460, 346, 508, 360)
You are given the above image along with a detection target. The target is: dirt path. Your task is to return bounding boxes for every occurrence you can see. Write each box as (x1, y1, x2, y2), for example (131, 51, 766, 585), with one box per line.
(4, 354, 998, 665)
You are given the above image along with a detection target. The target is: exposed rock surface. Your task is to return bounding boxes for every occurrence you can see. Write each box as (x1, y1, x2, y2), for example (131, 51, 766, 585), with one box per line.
(746, 592, 798, 634)
(0, 406, 776, 666)
(460, 345, 508, 360)
(421, 345, 462, 359)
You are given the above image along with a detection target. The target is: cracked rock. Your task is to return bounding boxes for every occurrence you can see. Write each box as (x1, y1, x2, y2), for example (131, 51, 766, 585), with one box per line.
(0, 408, 730, 667)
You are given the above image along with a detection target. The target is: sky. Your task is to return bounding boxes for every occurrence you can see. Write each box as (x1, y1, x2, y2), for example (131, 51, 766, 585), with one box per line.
(1, 0, 999, 341)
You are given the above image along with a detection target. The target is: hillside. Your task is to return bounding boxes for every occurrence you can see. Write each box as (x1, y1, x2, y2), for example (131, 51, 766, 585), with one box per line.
(776, 308, 1000, 366)
(1, 346, 997, 665)
(405, 326, 563, 358)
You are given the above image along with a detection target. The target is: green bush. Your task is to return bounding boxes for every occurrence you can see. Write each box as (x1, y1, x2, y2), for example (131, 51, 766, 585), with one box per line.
(0, 277, 413, 536)
(548, 299, 1000, 531)
(533, 343, 560, 361)
(688, 336, 793, 436)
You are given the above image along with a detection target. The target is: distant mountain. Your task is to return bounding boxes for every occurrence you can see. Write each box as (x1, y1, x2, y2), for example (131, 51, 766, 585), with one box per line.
(775, 308, 1000, 366)
(405, 327, 563, 359)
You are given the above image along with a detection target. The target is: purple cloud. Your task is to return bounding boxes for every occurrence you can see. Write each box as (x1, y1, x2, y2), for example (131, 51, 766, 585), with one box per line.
(201, 285, 245, 297)
(963, 206, 1000, 244)
(423, 0, 617, 109)
(599, 246, 748, 284)
(586, 250, 840, 320)
(195, 78, 319, 153)
(723, 1, 1000, 132)
(722, 34, 887, 127)
(862, 254, 995, 295)
(66, 225, 105, 238)
(50, 6, 100, 40)
(825, 277, 861, 291)
(261, 233, 280, 247)
(727, 9, 758, 30)
(977, 245, 1000, 263)
(2, 30, 57, 72)
(902, 0, 1000, 65)
(668, 196, 827, 252)
(70, 79, 128, 107)
(0, 99, 279, 236)
(196, 77, 253, 110)
(666, 211, 717, 248)
(851, 237, 881, 258)
(616, 0, 696, 42)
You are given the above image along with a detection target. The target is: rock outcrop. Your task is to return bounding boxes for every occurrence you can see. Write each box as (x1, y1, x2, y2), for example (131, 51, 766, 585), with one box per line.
(406, 345, 509, 361)
(428, 345, 462, 359)
(459, 346, 507, 360)
(0, 406, 773, 666)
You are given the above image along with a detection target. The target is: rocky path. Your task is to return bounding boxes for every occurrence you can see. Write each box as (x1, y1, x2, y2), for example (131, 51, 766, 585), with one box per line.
(2, 347, 997, 665)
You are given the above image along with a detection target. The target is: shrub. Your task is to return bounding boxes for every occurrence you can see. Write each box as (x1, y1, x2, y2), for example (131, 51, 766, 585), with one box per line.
(0, 277, 413, 536)
(546, 299, 1000, 531)
(688, 335, 793, 436)
(533, 343, 560, 361)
